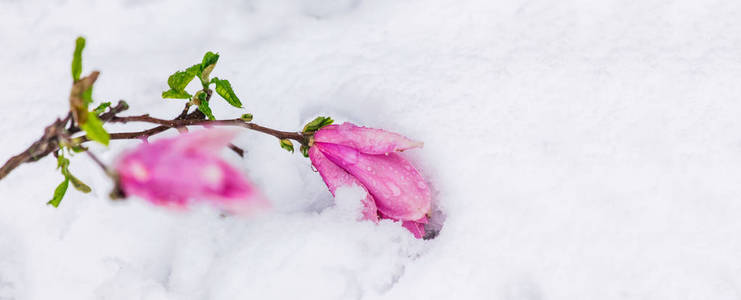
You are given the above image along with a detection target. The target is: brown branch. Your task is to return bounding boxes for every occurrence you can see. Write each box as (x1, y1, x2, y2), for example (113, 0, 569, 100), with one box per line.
(66, 100, 130, 136)
(177, 102, 192, 119)
(0, 118, 68, 180)
(1, 99, 140, 180)
(84, 148, 111, 175)
(0, 93, 305, 182)
(107, 115, 306, 143)
(228, 144, 245, 157)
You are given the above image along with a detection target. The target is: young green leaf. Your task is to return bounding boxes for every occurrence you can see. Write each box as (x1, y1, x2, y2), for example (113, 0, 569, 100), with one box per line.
(81, 112, 110, 146)
(195, 91, 215, 120)
(67, 174, 92, 193)
(71, 37, 85, 81)
(202, 51, 219, 68)
(82, 86, 93, 105)
(167, 70, 197, 92)
(303, 116, 334, 133)
(47, 178, 69, 207)
(162, 89, 193, 99)
(280, 139, 294, 153)
(186, 64, 201, 73)
(300, 144, 309, 158)
(197, 101, 215, 120)
(57, 154, 70, 170)
(92, 101, 111, 115)
(56, 152, 92, 194)
(211, 77, 242, 108)
(70, 145, 86, 153)
(200, 51, 219, 80)
(199, 52, 219, 83)
(240, 113, 253, 122)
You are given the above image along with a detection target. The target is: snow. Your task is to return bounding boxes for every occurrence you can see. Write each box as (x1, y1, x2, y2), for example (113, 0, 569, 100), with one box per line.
(2, 0, 741, 299)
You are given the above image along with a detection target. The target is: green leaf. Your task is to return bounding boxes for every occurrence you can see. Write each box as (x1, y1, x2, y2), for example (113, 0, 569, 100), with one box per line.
(71, 37, 85, 81)
(47, 178, 69, 208)
(280, 139, 294, 153)
(82, 86, 93, 105)
(70, 145, 86, 153)
(201, 52, 219, 68)
(92, 101, 111, 115)
(200, 52, 219, 81)
(211, 77, 242, 108)
(162, 64, 201, 99)
(57, 152, 92, 194)
(197, 101, 214, 120)
(162, 89, 192, 99)
(67, 174, 92, 193)
(201, 66, 215, 83)
(57, 154, 70, 170)
(202, 51, 219, 68)
(196, 91, 215, 120)
(240, 113, 253, 122)
(300, 145, 309, 158)
(81, 112, 109, 146)
(167, 70, 197, 92)
(303, 116, 334, 133)
(186, 64, 201, 74)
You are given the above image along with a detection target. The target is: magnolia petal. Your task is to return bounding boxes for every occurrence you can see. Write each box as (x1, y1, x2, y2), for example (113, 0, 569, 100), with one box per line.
(402, 220, 426, 239)
(309, 146, 378, 222)
(199, 159, 268, 213)
(314, 122, 423, 155)
(315, 142, 431, 221)
(379, 211, 428, 239)
(116, 129, 264, 211)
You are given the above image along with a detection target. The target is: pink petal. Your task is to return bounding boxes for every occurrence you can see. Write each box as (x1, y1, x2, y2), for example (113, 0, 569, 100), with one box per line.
(402, 220, 426, 239)
(309, 146, 378, 222)
(314, 122, 423, 155)
(315, 142, 431, 221)
(116, 129, 265, 213)
(199, 159, 269, 215)
(379, 211, 429, 239)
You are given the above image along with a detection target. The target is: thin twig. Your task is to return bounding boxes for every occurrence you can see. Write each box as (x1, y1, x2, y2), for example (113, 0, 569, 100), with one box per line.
(107, 115, 306, 143)
(83, 148, 111, 175)
(1, 99, 305, 181)
(0, 117, 68, 180)
(228, 144, 245, 157)
(0, 74, 308, 182)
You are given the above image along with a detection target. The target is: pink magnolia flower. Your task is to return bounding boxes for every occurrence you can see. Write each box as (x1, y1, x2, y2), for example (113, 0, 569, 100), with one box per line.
(309, 122, 432, 238)
(116, 129, 268, 214)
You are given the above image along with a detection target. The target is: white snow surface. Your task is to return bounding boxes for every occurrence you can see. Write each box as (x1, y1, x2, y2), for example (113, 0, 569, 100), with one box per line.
(2, 0, 741, 299)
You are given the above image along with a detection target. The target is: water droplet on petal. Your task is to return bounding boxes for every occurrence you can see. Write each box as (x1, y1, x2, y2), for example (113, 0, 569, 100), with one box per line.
(130, 161, 150, 181)
(203, 164, 224, 184)
(387, 182, 401, 196)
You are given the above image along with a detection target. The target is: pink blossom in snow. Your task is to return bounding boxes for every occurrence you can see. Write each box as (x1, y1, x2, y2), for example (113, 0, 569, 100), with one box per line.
(115, 129, 268, 214)
(309, 122, 432, 238)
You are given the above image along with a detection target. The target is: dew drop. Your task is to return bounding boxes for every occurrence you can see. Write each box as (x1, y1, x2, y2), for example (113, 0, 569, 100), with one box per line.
(387, 182, 401, 196)
(129, 161, 150, 181)
(203, 164, 224, 184)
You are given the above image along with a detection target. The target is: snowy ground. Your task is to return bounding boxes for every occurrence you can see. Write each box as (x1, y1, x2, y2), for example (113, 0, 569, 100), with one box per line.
(2, 0, 741, 299)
